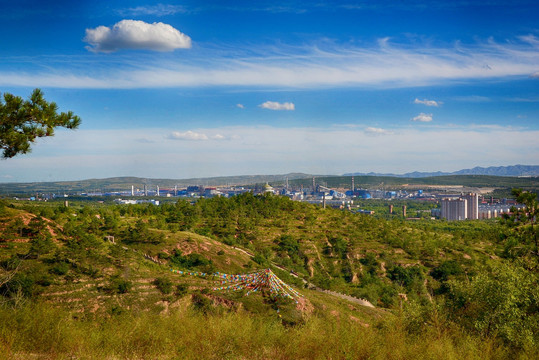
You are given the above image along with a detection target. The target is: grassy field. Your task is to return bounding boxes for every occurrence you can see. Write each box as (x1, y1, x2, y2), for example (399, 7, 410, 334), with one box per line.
(0, 301, 526, 360)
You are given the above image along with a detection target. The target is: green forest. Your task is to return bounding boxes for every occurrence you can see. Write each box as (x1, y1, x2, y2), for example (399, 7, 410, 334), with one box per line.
(0, 191, 538, 359)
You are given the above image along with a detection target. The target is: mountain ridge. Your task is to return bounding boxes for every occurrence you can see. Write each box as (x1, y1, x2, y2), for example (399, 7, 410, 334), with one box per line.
(344, 164, 539, 178)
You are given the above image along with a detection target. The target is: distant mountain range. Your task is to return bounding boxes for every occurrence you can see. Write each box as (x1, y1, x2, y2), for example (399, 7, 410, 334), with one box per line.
(1, 166, 538, 195)
(344, 165, 539, 178)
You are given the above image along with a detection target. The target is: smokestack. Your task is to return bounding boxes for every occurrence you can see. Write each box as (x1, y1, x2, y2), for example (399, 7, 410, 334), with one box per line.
(402, 205, 407, 217)
(157, 186, 160, 196)
(389, 204, 393, 214)
(131, 185, 134, 196)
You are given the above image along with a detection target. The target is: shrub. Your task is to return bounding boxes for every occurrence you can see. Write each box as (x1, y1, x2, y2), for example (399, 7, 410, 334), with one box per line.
(107, 276, 132, 294)
(191, 293, 213, 314)
(153, 277, 173, 294)
(50, 262, 70, 276)
(387, 265, 424, 290)
(0, 272, 40, 298)
(175, 284, 189, 297)
(431, 260, 463, 281)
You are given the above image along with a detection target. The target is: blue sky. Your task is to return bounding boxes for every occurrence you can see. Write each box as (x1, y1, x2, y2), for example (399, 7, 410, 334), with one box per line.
(1, 0, 538, 182)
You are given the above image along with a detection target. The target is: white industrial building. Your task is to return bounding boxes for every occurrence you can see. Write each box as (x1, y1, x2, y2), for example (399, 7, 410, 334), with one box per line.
(441, 193, 478, 221)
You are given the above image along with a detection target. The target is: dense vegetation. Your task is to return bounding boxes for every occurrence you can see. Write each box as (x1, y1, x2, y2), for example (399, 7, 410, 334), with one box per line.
(0, 192, 537, 359)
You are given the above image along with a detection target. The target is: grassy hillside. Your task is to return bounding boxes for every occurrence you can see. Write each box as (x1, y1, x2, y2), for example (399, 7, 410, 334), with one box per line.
(0, 194, 538, 359)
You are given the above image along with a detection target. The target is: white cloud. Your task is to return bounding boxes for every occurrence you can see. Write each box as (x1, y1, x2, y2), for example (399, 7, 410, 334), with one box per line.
(236, 103, 245, 109)
(3, 36, 539, 88)
(84, 20, 191, 53)
(169, 131, 208, 141)
(211, 134, 226, 140)
(414, 98, 441, 107)
(259, 101, 295, 110)
(412, 113, 433, 122)
(2, 125, 537, 182)
(519, 34, 539, 46)
(364, 127, 394, 135)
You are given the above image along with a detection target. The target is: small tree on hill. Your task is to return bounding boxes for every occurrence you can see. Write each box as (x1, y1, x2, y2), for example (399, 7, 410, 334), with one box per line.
(0, 88, 80, 158)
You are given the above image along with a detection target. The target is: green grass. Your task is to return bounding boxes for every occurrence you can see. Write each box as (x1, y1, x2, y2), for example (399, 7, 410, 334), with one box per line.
(1, 301, 532, 360)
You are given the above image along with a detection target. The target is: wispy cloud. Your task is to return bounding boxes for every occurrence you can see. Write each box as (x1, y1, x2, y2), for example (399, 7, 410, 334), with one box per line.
(2, 36, 538, 88)
(364, 127, 394, 135)
(453, 95, 491, 102)
(236, 103, 245, 109)
(507, 96, 539, 102)
(414, 98, 441, 107)
(84, 20, 191, 53)
(168, 131, 209, 141)
(412, 113, 433, 122)
(135, 138, 155, 144)
(259, 101, 295, 110)
(118, 4, 188, 16)
(168, 130, 227, 141)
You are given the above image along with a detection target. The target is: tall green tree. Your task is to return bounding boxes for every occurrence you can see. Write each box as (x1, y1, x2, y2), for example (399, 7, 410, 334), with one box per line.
(0, 88, 80, 158)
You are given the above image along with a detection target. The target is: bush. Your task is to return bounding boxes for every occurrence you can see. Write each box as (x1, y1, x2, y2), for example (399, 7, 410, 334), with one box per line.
(0, 256, 21, 271)
(0, 272, 40, 298)
(191, 293, 213, 314)
(175, 284, 189, 297)
(107, 276, 132, 294)
(153, 277, 173, 294)
(50, 262, 70, 276)
(387, 265, 424, 290)
(431, 260, 463, 281)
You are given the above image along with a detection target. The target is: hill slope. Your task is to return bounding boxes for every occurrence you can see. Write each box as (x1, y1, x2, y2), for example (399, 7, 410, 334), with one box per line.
(0, 195, 537, 358)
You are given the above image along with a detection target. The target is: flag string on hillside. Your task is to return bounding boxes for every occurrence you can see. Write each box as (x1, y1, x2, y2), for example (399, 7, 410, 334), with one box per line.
(170, 268, 302, 303)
